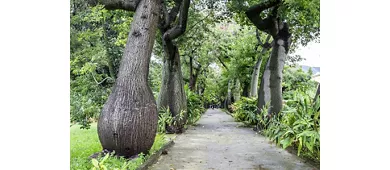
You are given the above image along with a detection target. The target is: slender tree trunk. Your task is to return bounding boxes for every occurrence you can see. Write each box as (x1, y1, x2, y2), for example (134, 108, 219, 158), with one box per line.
(157, 40, 187, 133)
(189, 56, 195, 91)
(97, 0, 160, 158)
(233, 79, 241, 102)
(249, 57, 263, 98)
(257, 57, 271, 114)
(241, 82, 250, 97)
(226, 79, 232, 108)
(249, 39, 272, 97)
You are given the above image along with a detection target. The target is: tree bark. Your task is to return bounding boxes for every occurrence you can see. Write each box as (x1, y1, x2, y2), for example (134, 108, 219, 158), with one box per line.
(157, 41, 187, 133)
(268, 37, 288, 115)
(156, 0, 190, 133)
(257, 57, 271, 114)
(97, 0, 160, 158)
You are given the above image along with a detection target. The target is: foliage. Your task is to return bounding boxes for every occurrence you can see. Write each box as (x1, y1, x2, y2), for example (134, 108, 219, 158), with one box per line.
(227, 0, 320, 51)
(231, 97, 258, 125)
(262, 91, 320, 161)
(158, 107, 174, 133)
(282, 66, 318, 100)
(70, 4, 133, 128)
(70, 124, 167, 170)
(185, 85, 206, 124)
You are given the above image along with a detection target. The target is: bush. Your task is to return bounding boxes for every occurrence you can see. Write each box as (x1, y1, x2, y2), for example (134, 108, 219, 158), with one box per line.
(185, 85, 205, 125)
(231, 97, 258, 125)
(261, 91, 320, 161)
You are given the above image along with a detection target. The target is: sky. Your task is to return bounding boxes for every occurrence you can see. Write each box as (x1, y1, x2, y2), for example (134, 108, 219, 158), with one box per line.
(293, 42, 320, 67)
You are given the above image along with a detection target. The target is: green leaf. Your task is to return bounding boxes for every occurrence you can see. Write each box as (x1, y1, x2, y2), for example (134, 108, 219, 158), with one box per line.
(91, 159, 99, 168)
(280, 137, 293, 149)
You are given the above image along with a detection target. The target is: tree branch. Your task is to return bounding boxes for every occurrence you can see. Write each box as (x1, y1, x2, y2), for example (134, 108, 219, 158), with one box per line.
(168, 0, 183, 22)
(245, 0, 281, 35)
(90, 0, 141, 11)
(159, 0, 171, 29)
(163, 0, 190, 40)
(217, 56, 229, 71)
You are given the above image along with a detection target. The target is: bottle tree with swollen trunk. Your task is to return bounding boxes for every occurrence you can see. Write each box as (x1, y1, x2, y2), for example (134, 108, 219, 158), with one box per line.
(90, 0, 161, 158)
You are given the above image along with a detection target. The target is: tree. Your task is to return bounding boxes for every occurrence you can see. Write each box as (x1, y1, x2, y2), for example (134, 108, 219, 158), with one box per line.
(249, 30, 272, 97)
(156, 0, 191, 133)
(243, 0, 320, 115)
(89, 0, 161, 157)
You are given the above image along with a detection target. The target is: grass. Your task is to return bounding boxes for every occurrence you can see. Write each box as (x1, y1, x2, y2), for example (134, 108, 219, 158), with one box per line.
(70, 123, 168, 170)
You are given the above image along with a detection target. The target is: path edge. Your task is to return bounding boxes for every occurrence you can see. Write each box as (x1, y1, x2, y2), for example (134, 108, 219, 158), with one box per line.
(136, 139, 175, 170)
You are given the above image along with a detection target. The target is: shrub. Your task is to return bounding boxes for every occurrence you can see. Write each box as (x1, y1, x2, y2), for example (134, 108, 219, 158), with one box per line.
(185, 85, 205, 125)
(231, 97, 258, 125)
(262, 91, 320, 161)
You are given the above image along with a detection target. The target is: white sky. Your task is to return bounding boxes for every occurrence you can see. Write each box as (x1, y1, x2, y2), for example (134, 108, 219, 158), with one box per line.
(293, 42, 320, 67)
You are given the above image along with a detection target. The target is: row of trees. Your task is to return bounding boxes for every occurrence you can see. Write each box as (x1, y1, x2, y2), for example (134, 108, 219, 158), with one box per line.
(71, 0, 319, 158)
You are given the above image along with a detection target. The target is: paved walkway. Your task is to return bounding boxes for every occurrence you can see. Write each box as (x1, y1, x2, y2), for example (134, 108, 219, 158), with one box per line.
(150, 109, 317, 170)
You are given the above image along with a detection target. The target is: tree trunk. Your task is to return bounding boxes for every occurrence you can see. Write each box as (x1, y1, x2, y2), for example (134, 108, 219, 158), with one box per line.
(157, 40, 187, 133)
(268, 36, 290, 115)
(233, 79, 241, 102)
(249, 40, 272, 97)
(242, 81, 250, 97)
(257, 57, 271, 114)
(97, 0, 160, 158)
(226, 79, 232, 108)
(249, 57, 263, 98)
(189, 56, 195, 91)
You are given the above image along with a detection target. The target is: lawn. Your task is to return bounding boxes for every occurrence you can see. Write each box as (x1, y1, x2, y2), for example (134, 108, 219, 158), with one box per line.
(70, 123, 168, 170)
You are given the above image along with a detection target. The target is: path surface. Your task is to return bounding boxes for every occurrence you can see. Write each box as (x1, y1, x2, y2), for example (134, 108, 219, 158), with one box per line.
(150, 109, 317, 170)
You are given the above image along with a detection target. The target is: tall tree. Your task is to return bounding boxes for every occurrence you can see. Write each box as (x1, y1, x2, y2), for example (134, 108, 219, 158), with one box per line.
(249, 30, 272, 97)
(89, 0, 161, 157)
(157, 0, 191, 133)
(243, 0, 320, 115)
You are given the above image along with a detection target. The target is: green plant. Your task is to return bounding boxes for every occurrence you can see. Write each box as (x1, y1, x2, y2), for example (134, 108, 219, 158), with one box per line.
(263, 91, 320, 161)
(185, 85, 205, 124)
(158, 107, 174, 133)
(231, 97, 258, 125)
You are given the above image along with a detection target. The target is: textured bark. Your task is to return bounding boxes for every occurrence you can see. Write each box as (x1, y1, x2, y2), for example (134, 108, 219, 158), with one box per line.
(257, 57, 271, 113)
(157, 41, 187, 133)
(97, 0, 160, 158)
(156, 0, 190, 133)
(268, 38, 288, 115)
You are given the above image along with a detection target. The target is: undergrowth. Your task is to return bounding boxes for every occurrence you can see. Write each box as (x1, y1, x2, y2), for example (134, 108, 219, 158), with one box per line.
(70, 123, 168, 170)
(231, 91, 320, 162)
